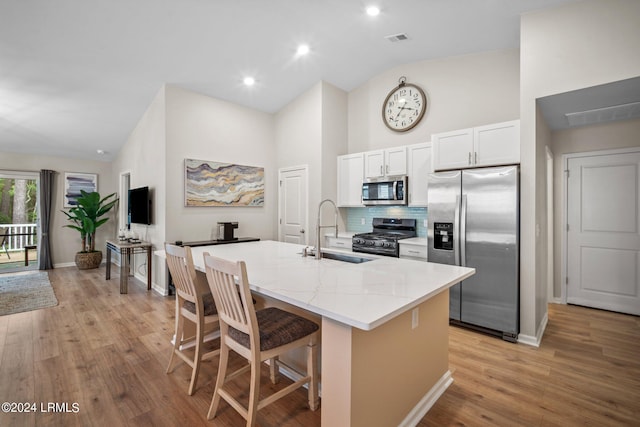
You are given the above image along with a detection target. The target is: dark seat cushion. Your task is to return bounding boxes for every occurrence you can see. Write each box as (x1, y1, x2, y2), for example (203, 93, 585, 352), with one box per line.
(229, 307, 319, 351)
(183, 292, 218, 316)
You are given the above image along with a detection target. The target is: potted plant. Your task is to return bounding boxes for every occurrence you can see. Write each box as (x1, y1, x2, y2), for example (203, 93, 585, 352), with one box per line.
(62, 190, 118, 269)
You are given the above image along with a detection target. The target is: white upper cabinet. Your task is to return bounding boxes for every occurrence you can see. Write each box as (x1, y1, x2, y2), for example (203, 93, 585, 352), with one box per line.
(432, 128, 474, 170)
(364, 150, 384, 178)
(364, 147, 407, 178)
(406, 142, 432, 207)
(432, 120, 520, 171)
(337, 153, 364, 207)
(473, 120, 520, 167)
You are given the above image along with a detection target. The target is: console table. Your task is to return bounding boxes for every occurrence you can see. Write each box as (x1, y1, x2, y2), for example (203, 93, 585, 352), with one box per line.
(106, 240, 153, 294)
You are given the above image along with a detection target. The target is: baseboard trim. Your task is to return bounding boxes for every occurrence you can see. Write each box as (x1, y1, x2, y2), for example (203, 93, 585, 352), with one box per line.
(517, 312, 548, 347)
(53, 260, 107, 269)
(151, 283, 167, 296)
(53, 262, 76, 268)
(398, 370, 453, 427)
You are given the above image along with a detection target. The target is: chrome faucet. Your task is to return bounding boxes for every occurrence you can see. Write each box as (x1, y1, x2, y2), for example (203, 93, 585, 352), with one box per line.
(316, 199, 338, 259)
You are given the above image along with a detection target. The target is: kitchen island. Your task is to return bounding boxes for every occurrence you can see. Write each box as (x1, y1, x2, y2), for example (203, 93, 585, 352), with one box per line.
(157, 240, 474, 426)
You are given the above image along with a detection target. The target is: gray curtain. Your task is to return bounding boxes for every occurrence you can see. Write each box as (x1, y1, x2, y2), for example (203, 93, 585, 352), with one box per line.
(39, 169, 55, 270)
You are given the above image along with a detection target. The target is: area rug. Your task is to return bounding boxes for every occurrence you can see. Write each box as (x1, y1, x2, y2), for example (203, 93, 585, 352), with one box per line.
(0, 271, 58, 316)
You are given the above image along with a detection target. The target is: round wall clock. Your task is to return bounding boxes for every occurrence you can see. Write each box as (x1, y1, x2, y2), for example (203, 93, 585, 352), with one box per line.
(382, 76, 427, 132)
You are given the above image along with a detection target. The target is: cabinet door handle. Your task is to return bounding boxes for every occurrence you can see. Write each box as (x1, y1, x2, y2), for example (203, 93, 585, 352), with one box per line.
(380, 165, 383, 175)
(468, 152, 472, 165)
(386, 164, 389, 174)
(474, 152, 478, 164)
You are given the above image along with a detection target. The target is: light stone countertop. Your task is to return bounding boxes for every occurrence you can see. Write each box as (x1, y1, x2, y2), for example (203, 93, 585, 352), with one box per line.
(156, 240, 474, 331)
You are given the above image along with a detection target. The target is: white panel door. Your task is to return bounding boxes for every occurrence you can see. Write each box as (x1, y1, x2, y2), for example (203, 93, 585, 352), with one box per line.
(567, 151, 640, 315)
(278, 167, 308, 245)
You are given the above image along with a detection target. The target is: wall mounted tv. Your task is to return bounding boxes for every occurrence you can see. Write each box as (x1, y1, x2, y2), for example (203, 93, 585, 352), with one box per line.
(128, 186, 152, 225)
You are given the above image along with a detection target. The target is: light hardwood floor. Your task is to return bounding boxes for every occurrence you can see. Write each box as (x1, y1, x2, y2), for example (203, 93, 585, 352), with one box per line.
(0, 266, 638, 426)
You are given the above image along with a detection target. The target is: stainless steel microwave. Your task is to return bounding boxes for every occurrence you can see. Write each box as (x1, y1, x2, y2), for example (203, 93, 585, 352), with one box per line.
(362, 176, 408, 206)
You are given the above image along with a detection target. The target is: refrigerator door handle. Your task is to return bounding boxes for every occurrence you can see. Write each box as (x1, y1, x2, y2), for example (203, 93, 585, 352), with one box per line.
(454, 195, 461, 266)
(460, 194, 467, 267)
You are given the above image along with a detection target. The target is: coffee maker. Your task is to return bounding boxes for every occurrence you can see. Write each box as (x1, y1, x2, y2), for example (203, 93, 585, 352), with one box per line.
(217, 222, 238, 241)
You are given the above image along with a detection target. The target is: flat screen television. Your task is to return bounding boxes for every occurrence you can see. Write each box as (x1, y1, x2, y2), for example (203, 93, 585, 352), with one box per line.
(128, 186, 151, 225)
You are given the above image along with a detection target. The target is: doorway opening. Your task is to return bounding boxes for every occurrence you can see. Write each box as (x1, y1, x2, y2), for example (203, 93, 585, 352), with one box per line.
(0, 171, 39, 273)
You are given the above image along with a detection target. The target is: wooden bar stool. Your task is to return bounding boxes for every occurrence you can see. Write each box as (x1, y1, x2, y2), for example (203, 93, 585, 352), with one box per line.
(203, 253, 319, 427)
(165, 244, 220, 395)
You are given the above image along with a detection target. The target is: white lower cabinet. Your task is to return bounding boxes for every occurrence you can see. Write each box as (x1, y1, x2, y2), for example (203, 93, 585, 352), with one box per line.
(399, 242, 427, 261)
(325, 235, 353, 250)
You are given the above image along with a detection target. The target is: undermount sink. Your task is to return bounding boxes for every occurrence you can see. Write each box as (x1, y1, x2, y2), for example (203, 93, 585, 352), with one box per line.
(321, 251, 373, 264)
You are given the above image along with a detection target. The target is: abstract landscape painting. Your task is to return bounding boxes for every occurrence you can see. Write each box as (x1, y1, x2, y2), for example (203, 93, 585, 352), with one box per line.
(64, 172, 98, 207)
(184, 159, 264, 207)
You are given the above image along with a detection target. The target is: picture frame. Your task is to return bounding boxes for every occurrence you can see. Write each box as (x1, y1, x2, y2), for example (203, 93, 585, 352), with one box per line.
(184, 159, 264, 207)
(64, 172, 98, 207)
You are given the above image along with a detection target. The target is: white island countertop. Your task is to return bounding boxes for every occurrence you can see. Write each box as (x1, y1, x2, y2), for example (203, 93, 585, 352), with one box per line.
(159, 240, 474, 331)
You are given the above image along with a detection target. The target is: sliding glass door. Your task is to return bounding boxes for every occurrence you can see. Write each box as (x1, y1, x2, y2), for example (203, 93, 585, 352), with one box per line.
(0, 171, 39, 273)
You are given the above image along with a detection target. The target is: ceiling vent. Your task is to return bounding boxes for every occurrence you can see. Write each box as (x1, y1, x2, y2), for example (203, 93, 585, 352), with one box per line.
(385, 33, 409, 43)
(565, 101, 640, 127)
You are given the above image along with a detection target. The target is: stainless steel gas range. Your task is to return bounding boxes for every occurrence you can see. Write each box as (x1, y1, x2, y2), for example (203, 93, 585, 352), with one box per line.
(352, 218, 417, 257)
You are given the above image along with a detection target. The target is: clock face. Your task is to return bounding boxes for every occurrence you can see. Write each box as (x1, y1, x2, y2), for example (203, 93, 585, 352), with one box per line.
(382, 83, 426, 132)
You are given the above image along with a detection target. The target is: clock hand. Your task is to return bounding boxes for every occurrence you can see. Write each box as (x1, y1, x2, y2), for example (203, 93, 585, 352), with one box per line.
(394, 106, 406, 119)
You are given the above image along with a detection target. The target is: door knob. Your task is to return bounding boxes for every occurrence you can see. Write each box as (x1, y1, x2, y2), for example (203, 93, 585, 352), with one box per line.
(300, 229, 305, 234)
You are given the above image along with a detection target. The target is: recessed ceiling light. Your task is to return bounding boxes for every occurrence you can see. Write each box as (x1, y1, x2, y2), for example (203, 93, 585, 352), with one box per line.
(243, 76, 256, 86)
(366, 5, 380, 16)
(296, 44, 310, 56)
(96, 149, 105, 155)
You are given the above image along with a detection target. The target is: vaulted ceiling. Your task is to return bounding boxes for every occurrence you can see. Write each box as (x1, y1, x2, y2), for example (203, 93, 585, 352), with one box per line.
(1, 0, 577, 161)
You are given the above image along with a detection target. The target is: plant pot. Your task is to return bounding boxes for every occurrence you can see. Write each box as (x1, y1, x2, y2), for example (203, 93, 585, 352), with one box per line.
(75, 251, 102, 270)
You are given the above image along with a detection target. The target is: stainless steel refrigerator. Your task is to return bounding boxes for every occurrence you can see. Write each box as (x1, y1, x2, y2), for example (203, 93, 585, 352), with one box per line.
(427, 166, 519, 342)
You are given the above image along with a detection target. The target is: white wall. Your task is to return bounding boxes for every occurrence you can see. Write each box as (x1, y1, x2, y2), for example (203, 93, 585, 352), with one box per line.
(520, 0, 640, 339)
(164, 85, 277, 245)
(348, 49, 520, 153)
(551, 118, 640, 298)
(113, 86, 167, 290)
(275, 82, 322, 246)
(275, 81, 348, 245)
(321, 81, 348, 201)
(0, 152, 115, 267)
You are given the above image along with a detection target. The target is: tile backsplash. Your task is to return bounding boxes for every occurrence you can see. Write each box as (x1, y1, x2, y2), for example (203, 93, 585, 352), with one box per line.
(345, 206, 428, 237)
